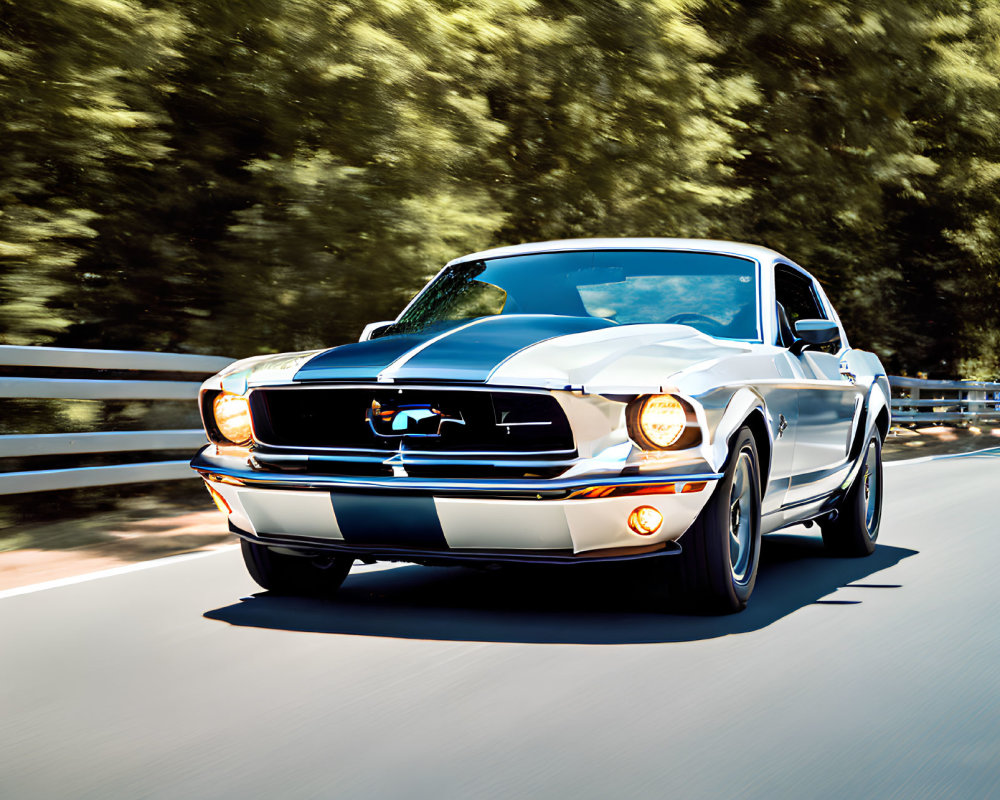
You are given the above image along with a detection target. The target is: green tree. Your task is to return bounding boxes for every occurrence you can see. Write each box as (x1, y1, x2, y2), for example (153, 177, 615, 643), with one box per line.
(480, 0, 754, 243)
(2, 0, 997, 377)
(923, 1, 1000, 379)
(702, 0, 1000, 377)
(0, 0, 188, 348)
(172, 0, 507, 354)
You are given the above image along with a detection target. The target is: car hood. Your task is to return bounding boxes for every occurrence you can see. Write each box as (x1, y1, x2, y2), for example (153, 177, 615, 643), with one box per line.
(261, 315, 752, 394)
(215, 349, 323, 395)
(487, 322, 751, 393)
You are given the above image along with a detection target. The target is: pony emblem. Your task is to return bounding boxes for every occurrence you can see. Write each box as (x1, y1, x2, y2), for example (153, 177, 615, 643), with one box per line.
(367, 399, 465, 437)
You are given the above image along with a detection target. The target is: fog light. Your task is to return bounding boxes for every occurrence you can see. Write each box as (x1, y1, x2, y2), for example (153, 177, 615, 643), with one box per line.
(628, 505, 663, 536)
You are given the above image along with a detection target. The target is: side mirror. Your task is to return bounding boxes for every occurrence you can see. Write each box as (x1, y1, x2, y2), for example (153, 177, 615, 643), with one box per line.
(790, 319, 840, 354)
(359, 320, 394, 342)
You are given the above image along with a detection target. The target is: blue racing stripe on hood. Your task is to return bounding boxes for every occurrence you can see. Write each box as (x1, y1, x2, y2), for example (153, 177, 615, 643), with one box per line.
(389, 315, 616, 382)
(294, 315, 616, 382)
(294, 333, 433, 381)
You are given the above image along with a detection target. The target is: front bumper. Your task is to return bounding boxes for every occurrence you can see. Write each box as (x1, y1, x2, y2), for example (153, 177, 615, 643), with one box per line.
(230, 522, 683, 567)
(193, 449, 721, 560)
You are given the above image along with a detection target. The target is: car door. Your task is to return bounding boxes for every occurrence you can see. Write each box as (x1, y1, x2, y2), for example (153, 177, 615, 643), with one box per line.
(775, 264, 863, 506)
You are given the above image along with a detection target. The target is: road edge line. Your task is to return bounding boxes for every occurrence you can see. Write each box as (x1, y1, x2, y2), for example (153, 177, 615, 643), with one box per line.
(0, 545, 239, 600)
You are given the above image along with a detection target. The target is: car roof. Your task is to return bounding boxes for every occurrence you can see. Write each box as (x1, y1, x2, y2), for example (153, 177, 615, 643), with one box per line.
(446, 238, 788, 267)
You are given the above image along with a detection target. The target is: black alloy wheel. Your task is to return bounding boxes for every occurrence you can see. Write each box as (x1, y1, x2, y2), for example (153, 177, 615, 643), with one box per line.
(670, 426, 763, 613)
(821, 433, 882, 557)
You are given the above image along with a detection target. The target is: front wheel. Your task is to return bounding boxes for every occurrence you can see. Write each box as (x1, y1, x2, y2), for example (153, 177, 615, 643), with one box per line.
(821, 434, 882, 556)
(672, 426, 763, 613)
(241, 539, 353, 596)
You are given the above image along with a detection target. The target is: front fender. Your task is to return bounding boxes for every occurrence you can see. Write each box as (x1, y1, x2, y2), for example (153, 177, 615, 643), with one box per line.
(709, 387, 773, 474)
(867, 376, 891, 438)
(837, 376, 890, 494)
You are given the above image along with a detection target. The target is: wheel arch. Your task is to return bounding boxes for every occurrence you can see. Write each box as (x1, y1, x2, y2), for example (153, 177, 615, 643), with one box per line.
(869, 374, 892, 443)
(710, 387, 774, 494)
(874, 405, 890, 442)
(734, 408, 772, 496)
(838, 380, 890, 496)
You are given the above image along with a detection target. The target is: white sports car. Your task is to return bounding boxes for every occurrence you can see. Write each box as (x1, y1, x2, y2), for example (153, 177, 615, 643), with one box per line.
(193, 238, 889, 613)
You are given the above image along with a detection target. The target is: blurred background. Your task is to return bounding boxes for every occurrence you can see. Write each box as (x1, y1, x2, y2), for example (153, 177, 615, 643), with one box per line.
(2, 0, 999, 544)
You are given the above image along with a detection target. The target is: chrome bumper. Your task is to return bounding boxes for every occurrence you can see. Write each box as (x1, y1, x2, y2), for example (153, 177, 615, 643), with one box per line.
(193, 448, 721, 557)
(190, 448, 722, 500)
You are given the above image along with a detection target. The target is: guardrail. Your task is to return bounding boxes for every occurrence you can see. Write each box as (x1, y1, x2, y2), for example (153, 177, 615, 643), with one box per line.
(0, 346, 233, 496)
(1, 346, 996, 496)
(889, 376, 1000, 424)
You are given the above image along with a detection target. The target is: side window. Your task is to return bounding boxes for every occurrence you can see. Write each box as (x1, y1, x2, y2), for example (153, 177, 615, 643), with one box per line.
(774, 265, 838, 351)
(775, 266, 826, 325)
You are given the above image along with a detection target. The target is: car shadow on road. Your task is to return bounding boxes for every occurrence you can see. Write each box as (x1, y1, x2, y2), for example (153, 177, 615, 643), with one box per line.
(203, 532, 917, 644)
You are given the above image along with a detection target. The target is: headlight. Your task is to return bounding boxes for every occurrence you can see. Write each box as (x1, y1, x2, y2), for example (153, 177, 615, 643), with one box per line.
(627, 394, 699, 450)
(212, 393, 253, 445)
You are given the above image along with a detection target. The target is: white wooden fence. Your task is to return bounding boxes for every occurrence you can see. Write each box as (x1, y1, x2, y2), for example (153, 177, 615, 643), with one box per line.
(889, 376, 1000, 424)
(0, 346, 232, 496)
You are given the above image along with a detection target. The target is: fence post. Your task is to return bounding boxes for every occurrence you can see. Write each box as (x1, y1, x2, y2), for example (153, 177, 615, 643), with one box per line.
(968, 389, 985, 424)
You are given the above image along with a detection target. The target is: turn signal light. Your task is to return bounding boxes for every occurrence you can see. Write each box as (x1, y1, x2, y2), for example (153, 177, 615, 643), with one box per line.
(627, 505, 663, 536)
(567, 481, 707, 500)
(205, 481, 232, 517)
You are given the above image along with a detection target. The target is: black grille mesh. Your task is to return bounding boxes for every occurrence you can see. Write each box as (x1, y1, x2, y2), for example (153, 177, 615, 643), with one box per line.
(248, 387, 574, 453)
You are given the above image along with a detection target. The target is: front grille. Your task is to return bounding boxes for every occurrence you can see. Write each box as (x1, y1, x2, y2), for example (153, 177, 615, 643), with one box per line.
(248, 455, 571, 480)
(248, 386, 575, 454)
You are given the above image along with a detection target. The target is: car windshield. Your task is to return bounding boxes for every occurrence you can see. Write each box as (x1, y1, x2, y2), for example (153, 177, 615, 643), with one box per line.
(386, 250, 760, 341)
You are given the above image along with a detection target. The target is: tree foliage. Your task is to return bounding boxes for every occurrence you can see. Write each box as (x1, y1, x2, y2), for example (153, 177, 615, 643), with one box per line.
(1, 0, 998, 376)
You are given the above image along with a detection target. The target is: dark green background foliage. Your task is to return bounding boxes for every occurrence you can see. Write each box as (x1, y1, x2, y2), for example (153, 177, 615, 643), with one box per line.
(2, 0, 999, 377)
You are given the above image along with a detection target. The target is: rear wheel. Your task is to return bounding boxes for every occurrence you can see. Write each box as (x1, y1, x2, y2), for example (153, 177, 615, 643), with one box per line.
(821, 434, 882, 556)
(240, 539, 353, 596)
(672, 426, 762, 613)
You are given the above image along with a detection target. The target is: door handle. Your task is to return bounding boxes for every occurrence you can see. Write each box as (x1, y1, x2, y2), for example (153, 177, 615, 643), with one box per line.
(839, 368, 857, 384)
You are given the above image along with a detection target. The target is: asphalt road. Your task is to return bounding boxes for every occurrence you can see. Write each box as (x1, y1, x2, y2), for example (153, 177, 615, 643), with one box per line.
(2, 450, 999, 799)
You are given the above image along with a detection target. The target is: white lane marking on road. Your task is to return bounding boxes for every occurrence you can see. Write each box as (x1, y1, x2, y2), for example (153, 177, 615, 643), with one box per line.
(885, 445, 1000, 467)
(0, 545, 410, 600)
(0, 546, 240, 600)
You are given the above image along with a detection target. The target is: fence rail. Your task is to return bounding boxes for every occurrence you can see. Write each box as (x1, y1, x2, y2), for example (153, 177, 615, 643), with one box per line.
(1, 345, 998, 496)
(0, 377, 203, 401)
(0, 345, 232, 373)
(0, 345, 233, 496)
(889, 376, 1000, 424)
(0, 431, 209, 459)
(0, 462, 197, 495)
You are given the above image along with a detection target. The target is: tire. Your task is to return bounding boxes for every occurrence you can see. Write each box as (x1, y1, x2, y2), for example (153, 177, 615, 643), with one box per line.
(672, 426, 763, 613)
(821, 433, 882, 556)
(240, 539, 353, 596)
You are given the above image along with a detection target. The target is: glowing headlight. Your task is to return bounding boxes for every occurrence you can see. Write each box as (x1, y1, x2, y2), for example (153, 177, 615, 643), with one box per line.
(212, 393, 253, 445)
(629, 394, 695, 449)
